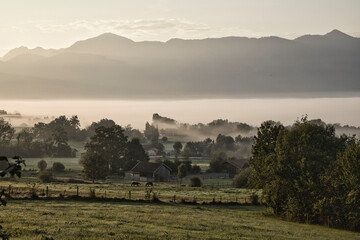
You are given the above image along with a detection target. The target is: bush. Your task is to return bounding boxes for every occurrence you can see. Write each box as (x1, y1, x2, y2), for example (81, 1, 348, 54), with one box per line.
(38, 170, 54, 183)
(191, 165, 201, 174)
(233, 168, 251, 188)
(89, 188, 96, 198)
(37, 160, 47, 171)
(52, 162, 65, 172)
(28, 184, 39, 198)
(150, 192, 160, 202)
(189, 177, 202, 187)
(250, 193, 259, 205)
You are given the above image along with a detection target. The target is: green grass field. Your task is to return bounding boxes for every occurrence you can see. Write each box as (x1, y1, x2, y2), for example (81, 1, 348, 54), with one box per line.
(1, 199, 359, 240)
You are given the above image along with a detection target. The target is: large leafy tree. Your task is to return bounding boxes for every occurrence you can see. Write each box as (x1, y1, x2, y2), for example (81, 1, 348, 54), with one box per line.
(273, 119, 343, 220)
(79, 152, 108, 182)
(322, 140, 360, 231)
(84, 125, 128, 173)
(249, 121, 284, 189)
(249, 117, 359, 230)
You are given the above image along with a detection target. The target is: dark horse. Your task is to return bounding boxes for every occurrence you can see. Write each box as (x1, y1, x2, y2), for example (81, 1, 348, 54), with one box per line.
(145, 182, 153, 187)
(131, 181, 141, 186)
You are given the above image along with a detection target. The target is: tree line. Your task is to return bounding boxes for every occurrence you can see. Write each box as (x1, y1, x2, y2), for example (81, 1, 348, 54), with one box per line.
(249, 117, 360, 231)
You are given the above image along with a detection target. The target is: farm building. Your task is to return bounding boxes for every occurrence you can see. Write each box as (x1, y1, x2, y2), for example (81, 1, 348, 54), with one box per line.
(223, 159, 249, 177)
(125, 161, 172, 182)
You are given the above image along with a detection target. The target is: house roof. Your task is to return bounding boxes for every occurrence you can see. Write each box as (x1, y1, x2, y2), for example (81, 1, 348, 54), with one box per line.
(130, 161, 172, 174)
(224, 159, 249, 169)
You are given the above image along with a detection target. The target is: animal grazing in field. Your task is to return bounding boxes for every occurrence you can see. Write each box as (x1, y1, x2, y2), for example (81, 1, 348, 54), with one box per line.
(145, 182, 153, 187)
(131, 181, 141, 186)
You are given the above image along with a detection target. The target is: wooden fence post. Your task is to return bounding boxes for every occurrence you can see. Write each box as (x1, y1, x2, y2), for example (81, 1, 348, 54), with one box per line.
(46, 186, 49, 197)
(76, 186, 79, 197)
(8, 185, 11, 198)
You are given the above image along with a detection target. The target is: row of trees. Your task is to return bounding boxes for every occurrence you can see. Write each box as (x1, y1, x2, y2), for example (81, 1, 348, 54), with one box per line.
(249, 117, 360, 231)
(0, 116, 149, 158)
(0, 118, 75, 158)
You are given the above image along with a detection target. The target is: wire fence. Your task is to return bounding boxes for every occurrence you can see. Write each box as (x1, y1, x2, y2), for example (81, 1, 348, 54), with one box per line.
(1, 184, 260, 205)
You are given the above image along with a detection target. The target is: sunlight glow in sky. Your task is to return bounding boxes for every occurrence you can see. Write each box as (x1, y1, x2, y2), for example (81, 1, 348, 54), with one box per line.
(0, 0, 359, 56)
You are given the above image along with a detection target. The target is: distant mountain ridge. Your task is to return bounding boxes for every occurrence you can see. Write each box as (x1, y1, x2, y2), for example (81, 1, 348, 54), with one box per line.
(0, 29, 359, 99)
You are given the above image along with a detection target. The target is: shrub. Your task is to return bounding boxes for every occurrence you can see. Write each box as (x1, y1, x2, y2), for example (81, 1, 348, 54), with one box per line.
(52, 162, 65, 172)
(189, 177, 202, 187)
(89, 188, 96, 198)
(150, 192, 160, 202)
(38, 170, 54, 183)
(250, 192, 259, 205)
(28, 184, 39, 198)
(191, 165, 201, 174)
(233, 168, 251, 188)
(37, 160, 47, 172)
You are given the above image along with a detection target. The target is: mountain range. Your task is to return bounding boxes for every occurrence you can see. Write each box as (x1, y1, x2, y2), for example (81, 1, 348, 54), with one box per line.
(0, 29, 359, 99)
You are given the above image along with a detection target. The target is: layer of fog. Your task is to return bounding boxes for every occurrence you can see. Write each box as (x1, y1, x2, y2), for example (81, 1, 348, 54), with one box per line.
(1, 98, 360, 130)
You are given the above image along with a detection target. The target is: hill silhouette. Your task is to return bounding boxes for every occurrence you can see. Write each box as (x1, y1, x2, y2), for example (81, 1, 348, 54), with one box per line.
(0, 30, 359, 99)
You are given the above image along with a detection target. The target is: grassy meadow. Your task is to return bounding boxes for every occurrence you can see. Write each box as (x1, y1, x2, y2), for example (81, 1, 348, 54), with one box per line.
(1, 199, 359, 240)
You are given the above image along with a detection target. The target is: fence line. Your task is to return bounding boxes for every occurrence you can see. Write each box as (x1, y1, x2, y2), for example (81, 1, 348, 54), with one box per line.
(1, 184, 259, 205)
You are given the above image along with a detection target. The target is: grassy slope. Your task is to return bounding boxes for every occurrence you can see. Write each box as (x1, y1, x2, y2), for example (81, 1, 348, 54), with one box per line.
(1, 200, 359, 240)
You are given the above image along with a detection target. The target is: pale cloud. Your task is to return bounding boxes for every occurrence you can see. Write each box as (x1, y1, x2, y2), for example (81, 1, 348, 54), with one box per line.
(36, 19, 209, 36)
(34, 19, 263, 41)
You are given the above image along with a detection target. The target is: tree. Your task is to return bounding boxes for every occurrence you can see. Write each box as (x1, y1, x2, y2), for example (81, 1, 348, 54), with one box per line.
(16, 129, 34, 149)
(177, 163, 187, 184)
(123, 138, 149, 170)
(248, 121, 284, 189)
(322, 140, 360, 231)
(84, 125, 127, 173)
(209, 151, 227, 172)
(79, 152, 108, 182)
(37, 160, 47, 171)
(86, 118, 116, 138)
(124, 125, 146, 142)
(173, 142, 183, 161)
(248, 117, 353, 227)
(52, 162, 65, 172)
(215, 134, 235, 151)
(144, 122, 159, 146)
(51, 127, 75, 157)
(0, 118, 15, 146)
(233, 168, 251, 188)
(189, 177, 202, 187)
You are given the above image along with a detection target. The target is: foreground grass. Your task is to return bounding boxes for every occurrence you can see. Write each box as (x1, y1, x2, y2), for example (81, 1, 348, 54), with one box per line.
(1, 200, 359, 240)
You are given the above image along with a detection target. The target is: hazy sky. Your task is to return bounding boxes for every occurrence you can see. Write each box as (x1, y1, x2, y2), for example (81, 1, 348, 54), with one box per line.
(0, 0, 359, 56)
